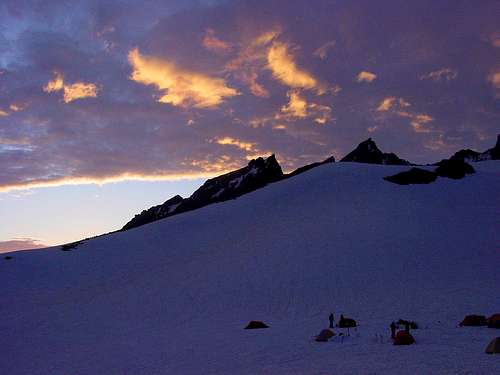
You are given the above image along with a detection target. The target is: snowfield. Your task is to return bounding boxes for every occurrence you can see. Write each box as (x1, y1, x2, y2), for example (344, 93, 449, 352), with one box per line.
(2, 162, 499, 374)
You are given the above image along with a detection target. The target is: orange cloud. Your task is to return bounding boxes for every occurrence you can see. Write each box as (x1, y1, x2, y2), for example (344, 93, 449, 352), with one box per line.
(202, 28, 232, 53)
(488, 71, 500, 89)
(356, 71, 377, 83)
(267, 41, 324, 93)
(43, 72, 98, 103)
(0, 109, 8, 117)
(279, 90, 332, 124)
(376, 97, 396, 112)
(281, 90, 308, 118)
(213, 136, 256, 152)
(313, 40, 336, 60)
(128, 48, 238, 108)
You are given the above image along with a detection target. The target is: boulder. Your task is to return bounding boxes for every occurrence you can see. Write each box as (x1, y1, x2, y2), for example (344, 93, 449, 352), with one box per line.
(435, 159, 475, 179)
(384, 168, 437, 185)
(244, 321, 269, 329)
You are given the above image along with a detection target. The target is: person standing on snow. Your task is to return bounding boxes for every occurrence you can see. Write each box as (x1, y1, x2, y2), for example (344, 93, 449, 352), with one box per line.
(390, 321, 397, 339)
(329, 313, 335, 329)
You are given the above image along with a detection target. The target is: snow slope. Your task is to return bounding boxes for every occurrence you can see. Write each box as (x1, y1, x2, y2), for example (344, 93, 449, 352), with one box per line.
(1, 162, 499, 374)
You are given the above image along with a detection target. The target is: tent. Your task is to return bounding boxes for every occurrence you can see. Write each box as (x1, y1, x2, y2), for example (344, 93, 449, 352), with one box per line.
(315, 329, 335, 342)
(393, 330, 415, 346)
(459, 315, 487, 327)
(487, 314, 500, 329)
(485, 337, 500, 354)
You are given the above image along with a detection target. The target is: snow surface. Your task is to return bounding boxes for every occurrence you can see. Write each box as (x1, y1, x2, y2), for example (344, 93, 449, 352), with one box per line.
(1, 162, 499, 374)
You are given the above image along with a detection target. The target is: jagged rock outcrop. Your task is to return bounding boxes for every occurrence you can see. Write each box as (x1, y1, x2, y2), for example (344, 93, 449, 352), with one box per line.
(448, 134, 500, 162)
(340, 138, 410, 165)
(384, 168, 438, 185)
(287, 156, 335, 178)
(122, 195, 183, 231)
(122, 155, 283, 231)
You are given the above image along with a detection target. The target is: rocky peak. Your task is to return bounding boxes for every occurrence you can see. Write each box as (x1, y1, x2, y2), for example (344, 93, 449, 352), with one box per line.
(340, 138, 410, 165)
(122, 155, 284, 231)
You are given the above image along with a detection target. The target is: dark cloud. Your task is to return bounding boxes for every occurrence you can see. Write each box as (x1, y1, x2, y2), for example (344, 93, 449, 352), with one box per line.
(0, 0, 499, 191)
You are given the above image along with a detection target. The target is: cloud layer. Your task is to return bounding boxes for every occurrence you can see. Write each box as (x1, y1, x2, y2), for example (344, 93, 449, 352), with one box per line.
(0, 0, 499, 192)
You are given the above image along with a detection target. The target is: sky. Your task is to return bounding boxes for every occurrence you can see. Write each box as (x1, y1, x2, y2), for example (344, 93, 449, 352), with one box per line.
(0, 0, 499, 250)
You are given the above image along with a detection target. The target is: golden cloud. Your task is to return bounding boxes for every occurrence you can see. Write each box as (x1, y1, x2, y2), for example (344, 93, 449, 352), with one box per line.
(356, 71, 377, 83)
(281, 90, 308, 118)
(313, 41, 336, 60)
(202, 28, 232, 53)
(267, 42, 324, 93)
(43, 72, 98, 103)
(279, 90, 332, 124)
(128, 48, 239, 108)
(376, 97, 396, 112)
(213, 136, 256, 152)
(420, 68, 458, 81)
(0, 109, 8, 117)
(488, 71, 500, 89)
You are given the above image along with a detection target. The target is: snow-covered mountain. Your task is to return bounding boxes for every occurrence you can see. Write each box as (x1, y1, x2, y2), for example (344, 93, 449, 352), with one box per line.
(2, 161, 499, 374)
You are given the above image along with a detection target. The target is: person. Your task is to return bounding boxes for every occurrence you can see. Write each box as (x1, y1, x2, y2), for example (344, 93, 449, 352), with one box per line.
(390, 321, 397, 339)
(329, 313, 334, 329)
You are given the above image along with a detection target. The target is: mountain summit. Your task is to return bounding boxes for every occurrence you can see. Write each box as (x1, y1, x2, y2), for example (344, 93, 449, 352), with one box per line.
(122, 154, 283, 230)
(340, 138, 410, 165)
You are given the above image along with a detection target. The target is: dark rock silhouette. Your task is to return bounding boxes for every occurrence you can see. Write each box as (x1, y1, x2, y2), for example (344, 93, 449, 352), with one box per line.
(459, 314, 487, 327)
(287, 156, 335, 178)
(435, 159, 475, 179)
(384, 168, 437, 185)
(244, 321, 269, 329)
(448, 134, 500, 162)
(123, 195, 183, 231)
(340, 138, 410, 165)
(122, 155, 283, 230)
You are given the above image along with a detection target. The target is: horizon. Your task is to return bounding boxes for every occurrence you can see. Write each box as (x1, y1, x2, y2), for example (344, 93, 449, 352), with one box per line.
(1, 0, 499, 249)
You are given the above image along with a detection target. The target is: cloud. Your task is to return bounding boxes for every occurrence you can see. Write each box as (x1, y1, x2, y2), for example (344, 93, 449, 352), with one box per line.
(202, 28, 232, 53)
(488, 70, 500, 89)
(279, 90, 332, 124)
(313, 40, 336, 60)
(267, 41, 324, 93)
(0, 109, 8, 117)
(0, 238, 46, 253)
(213, 136, 256, 152)
(281, 90, 307, 118)
(376, 97, 396, 112)
(488, 32, 500, 48)
(224, 30, 280, 97)
(376, 97, 434, 133)
(43, 71, 98, 103)
(128, 48, 239, 108)
(420, 68, 458, 81)
(356, 71, 377, 83)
